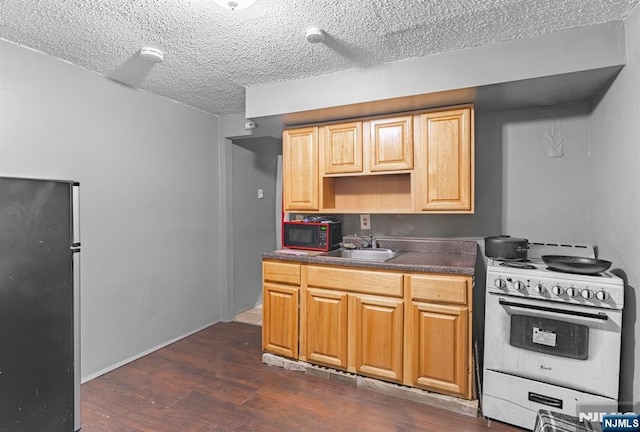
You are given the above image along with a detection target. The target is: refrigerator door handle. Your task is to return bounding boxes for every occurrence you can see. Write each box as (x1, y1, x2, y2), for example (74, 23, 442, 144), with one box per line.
(72, 183, 81, 245)
(72, 247, 81, 432)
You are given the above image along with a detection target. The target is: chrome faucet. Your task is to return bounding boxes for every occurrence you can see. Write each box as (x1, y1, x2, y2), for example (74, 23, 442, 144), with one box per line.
(362, 235, 378, 249)
(353, 234, 377, 249)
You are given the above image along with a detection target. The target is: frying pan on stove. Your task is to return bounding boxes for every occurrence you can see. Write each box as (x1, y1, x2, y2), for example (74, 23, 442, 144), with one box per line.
(541, 255, 612, 275)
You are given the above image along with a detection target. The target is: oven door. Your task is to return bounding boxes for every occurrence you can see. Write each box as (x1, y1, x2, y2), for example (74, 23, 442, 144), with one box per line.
(484, 293, 622, 399)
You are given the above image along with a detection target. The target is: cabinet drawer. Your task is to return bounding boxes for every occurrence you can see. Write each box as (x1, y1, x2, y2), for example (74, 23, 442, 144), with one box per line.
(409, 274, 469, 305)
(307, 266, 403, 297)
(263, 261, 301, 285)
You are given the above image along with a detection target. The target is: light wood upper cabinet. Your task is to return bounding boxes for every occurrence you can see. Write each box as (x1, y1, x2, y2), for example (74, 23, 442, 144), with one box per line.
(415, 107, 474, 213)
(368, 116, 413, 172)
(322, 122, 363, 174)
(282, 104, 474, 214)
(283, 127, 319, 211)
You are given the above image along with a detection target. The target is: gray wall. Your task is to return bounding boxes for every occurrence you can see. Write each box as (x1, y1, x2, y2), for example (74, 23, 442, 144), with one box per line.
(590, 3, 640, 409)
(231, 137, 282, 313)
(0, 38, 224, 380)
(341, 103, 592, 244)
(247, 22, 624, 119)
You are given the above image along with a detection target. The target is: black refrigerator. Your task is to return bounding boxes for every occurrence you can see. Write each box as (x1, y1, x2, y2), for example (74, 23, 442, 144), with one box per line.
(0, 176, 81, 431)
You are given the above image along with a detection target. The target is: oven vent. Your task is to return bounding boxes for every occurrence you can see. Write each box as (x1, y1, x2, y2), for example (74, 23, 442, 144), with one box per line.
(527, 242, 594, 259)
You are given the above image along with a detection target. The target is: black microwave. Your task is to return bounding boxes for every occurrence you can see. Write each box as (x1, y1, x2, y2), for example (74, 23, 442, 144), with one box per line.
(282, 221, 342, 252)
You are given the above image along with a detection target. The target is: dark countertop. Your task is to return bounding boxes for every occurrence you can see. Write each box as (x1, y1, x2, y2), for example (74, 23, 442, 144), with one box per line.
(263, 237, 478, 276)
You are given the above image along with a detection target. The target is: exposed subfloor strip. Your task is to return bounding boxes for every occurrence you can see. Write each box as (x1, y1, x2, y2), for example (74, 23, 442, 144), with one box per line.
(262, 353, 479, 418)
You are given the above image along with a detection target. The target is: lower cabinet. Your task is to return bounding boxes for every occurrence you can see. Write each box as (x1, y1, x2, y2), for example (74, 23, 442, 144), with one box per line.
(304, 287, 349, 369)
(304, 289, 404, 382)
(263, 283, 299, 358)
(262, 261, 301, 359)
(407, 273, 473, 399)
(352, 294, 404, 382)
(409, 302, 469, 398)
(303, 265, 405, 382)
(262, 260, 474, 400)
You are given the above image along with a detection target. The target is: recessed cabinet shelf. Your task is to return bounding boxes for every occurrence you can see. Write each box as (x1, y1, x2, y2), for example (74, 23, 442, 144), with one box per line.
(322, 174, 412, 213)
(282, 105, 474, 214)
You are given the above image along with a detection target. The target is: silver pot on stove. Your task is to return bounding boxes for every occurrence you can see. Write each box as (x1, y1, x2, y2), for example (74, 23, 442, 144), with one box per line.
(484, 235, 529, 260)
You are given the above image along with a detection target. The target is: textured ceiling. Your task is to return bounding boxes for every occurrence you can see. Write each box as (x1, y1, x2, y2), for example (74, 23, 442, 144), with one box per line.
(1, 0, 638, 116)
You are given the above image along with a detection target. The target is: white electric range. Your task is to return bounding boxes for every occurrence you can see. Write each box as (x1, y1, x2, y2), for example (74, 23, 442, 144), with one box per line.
(482, 242, 624, 430)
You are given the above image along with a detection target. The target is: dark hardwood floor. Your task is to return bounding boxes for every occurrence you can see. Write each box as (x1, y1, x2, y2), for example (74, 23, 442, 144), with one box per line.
(81, 322, 521, 432)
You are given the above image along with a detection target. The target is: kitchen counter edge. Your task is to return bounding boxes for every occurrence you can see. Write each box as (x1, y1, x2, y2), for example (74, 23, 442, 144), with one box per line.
(262, 239, 477, 276)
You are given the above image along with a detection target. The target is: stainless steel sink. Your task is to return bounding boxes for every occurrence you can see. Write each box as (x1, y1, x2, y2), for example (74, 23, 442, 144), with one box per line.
(321, 248, 404, 262)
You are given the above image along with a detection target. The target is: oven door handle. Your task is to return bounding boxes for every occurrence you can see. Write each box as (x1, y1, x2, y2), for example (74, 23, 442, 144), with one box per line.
(498, 298, 609, 321)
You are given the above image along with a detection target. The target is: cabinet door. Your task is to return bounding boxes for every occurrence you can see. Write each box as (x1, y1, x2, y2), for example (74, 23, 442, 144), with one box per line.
(416, 107, 473, 212)
(305, 288, 349, 369)
(283, 127, 319, 211)
(262, 282, 299, 359)
(352, 294, 404, 382)
(369, 116, 413, 172)
(409, 302, 469, 398)
(322, 122, 363, 174)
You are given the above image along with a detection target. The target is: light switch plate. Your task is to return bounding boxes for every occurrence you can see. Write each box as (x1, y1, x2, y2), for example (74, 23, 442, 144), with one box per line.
(257, 188, 264, 199)
(360, 214, 371, 230)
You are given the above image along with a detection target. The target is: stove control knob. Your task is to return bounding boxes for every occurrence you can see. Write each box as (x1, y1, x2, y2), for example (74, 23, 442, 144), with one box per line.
(535, 284, 546, 294)
(566, 287, 579, 298)
(596, 290, 610, 301)
(514, 281, 526, 291)
(581, 289, 594, 300)
(494, 278, 506, 289)
(552, 285, 565, 296)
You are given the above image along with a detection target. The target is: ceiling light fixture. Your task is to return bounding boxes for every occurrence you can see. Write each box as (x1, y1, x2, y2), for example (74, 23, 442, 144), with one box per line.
(306, 27, 325, 43)
(138, 47, 164, 63)
(213, 0, 256, 10)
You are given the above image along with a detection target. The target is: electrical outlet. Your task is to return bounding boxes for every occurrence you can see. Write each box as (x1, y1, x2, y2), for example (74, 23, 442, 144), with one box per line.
(257, 188, 264, 199)
(360, 214, 371, 230)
